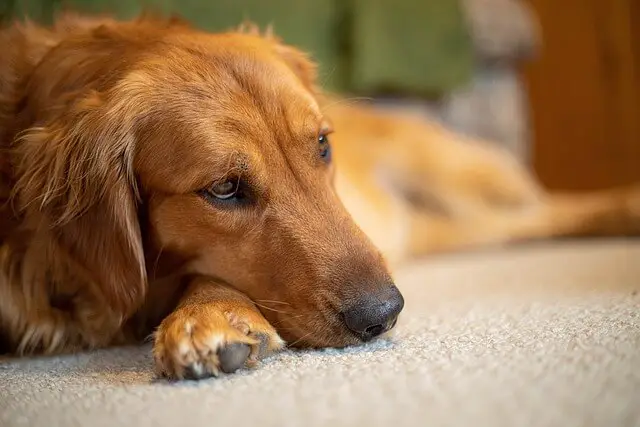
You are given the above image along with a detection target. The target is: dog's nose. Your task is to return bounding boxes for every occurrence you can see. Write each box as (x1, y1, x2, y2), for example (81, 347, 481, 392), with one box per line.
(342, 285, 404, 341)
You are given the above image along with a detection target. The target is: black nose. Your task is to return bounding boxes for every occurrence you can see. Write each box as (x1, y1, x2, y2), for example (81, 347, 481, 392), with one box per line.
(342, 285, 404, 341)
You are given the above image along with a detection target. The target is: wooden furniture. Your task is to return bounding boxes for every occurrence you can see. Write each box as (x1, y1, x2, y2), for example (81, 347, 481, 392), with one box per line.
(525, 0, 640, 191)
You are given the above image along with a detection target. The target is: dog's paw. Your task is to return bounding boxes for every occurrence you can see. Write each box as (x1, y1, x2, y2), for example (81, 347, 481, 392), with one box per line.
(153, 304, 284, 380)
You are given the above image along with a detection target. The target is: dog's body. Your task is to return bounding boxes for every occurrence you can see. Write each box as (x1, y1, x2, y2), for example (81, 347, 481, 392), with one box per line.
(329, 102, 640, 265)
(0, 15, 638, 378)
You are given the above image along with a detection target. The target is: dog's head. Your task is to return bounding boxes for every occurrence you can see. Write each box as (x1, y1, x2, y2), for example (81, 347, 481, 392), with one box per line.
(14, 17, 403, 348)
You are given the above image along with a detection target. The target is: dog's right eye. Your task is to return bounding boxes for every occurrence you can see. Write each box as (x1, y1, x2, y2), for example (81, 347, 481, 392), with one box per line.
(198, 177, 249, 206)
(210, 180, 238, 200)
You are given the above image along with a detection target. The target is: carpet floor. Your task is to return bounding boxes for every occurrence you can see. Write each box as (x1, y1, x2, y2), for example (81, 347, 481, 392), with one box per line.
(1, 239, 639, 427)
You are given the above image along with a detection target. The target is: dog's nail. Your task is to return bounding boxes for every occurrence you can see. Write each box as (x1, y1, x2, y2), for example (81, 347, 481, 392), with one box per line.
(183, 362, 210, 380)
(218, 343, 250, 373)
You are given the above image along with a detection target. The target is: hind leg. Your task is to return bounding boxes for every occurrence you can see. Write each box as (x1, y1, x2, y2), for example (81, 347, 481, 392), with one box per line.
(356, 109, 639, 255)
(406, 185, 640, 257)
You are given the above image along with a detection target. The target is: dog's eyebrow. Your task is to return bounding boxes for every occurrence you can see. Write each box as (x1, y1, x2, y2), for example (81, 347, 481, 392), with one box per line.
(213, 152, 250, 178)
(234, 155, 250, 173)
(218, 107, 321, 147)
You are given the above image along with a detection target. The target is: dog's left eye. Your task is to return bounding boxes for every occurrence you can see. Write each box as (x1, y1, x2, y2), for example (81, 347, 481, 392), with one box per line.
(319, 132, 331, 163)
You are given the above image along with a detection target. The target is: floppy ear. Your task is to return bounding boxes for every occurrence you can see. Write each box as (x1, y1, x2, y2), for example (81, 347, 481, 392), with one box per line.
(14, 95, 146, 319)
(236, 22, 318, 92)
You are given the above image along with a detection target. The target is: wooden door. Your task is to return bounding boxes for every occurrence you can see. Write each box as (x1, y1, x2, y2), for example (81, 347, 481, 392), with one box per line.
(525, 0, 640, 191)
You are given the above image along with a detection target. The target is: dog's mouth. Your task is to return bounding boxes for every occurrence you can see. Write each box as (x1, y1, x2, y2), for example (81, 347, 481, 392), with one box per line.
(282, 318, 400, 349)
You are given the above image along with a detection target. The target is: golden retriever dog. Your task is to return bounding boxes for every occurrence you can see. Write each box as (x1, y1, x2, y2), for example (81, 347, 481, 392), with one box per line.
(0, 14, 637, 379)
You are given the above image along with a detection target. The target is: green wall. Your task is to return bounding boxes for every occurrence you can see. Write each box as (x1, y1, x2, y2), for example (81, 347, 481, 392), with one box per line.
(3, 0, 472, 95)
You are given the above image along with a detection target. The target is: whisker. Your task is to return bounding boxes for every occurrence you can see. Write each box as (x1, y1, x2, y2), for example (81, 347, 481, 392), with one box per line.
(151, 244, 165, 279)
(318, 64, 337, 88)
(289, 313, 307, 319)
(287, 331, 314, 348)
(270, 313, 310, 332)
(253, 302, 292, 315)
(254, 299, 291, 306)
(321, 96, 374, 113)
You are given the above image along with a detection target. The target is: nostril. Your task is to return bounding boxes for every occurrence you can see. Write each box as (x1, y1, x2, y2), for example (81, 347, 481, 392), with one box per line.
(364, 324, 384, 337)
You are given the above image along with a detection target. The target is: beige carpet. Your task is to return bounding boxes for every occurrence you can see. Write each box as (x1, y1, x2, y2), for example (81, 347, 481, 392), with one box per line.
(1, 240, 639, 427)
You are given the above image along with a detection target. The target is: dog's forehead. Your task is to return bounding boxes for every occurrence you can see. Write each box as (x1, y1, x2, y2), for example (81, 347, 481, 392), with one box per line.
(189, 49, 323, 148)
(218, 51, 322, 127)
(149, 39, 323, 137)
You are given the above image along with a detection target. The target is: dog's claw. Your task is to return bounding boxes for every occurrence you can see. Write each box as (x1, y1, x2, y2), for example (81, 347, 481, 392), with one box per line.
(218, 342, 251, 373)
(183, 363, 213, 380)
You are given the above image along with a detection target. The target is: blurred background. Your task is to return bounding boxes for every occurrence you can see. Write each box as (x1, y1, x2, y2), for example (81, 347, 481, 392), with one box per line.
(2, 0, 638, 192)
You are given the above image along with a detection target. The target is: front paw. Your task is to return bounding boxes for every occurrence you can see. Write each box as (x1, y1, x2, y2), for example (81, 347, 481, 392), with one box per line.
(153, 304, 284, 380)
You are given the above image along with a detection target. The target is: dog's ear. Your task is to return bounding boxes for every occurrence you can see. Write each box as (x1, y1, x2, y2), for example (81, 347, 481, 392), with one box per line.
(237, 22, 318, 92)
(14, 93, 146, 319)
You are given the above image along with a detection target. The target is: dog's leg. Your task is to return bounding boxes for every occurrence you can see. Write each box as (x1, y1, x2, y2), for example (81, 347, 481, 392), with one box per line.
(535, 186, 640, 237)
(153, 276, 284, 380)
(406, 185, 640, 256)
(363, 111, 640, 254)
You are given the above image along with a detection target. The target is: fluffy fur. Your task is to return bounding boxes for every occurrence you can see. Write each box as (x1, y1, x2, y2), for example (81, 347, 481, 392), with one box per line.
(0, 14, 637, 378)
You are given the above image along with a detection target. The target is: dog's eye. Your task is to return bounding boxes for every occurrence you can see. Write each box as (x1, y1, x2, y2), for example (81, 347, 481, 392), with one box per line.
(319, 132, 331, 163)
(198, 177, 248, 206)
(210, 180, 238, 199)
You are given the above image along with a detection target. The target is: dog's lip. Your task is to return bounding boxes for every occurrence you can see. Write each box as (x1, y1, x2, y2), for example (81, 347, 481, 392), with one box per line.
(285, 307, 399, 348)
(283, 311, 360, 348)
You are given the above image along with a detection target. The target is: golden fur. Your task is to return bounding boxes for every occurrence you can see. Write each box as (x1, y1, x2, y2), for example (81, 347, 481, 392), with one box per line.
(0, 14, 638, 379)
